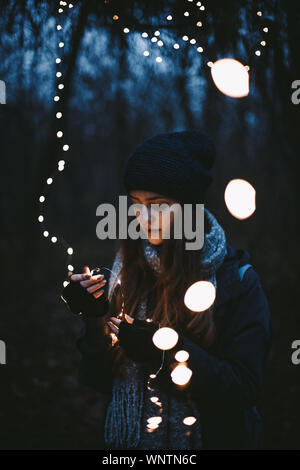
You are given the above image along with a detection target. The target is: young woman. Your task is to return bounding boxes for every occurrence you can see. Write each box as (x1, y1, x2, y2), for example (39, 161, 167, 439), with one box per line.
(70, 130, 272, 450)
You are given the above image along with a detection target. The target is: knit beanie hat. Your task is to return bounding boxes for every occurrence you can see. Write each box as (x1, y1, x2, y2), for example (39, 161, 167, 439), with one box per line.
(122, 129, 216, 204)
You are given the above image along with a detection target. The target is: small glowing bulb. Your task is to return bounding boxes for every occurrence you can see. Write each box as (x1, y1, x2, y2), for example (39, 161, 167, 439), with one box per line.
(143, 51, 150, 56)
(43, 231, 49, 237)
(57, 25, 62, 30)
(67, 247, 73, 255)
(58, 159, 65, 166)
(149, 373, 156, 379)
(68, 264, 74, 271)
(183, 416, 196, 426)
(197, 21, 202, 27)
(152, 327, 178, 350)
(57, 131, 63, 138)
(39, 195, 45, 202)
(210, 58, 249, 97)
(166, 15, 172, 20)
(184, 11, 189, 16)
(171, 364, 193, 386)
(257, 11, 262, 16)
(184, 281, 216, 312)
(51, 236, 57, 243)
(224, 179, 256, 219)
(147, 423, 159, 430)
(190, 39, 196, 44)
(54, 96, 60, 102)
(56, 72, 62, 78)
(182, 35, 189, 41)
(58, 8, 63, 13)
(69, 3, 73, 8)
(47, 178, 53, 184)
(150, 397, 159, 403)
(151, 37, 158, 42)
(123, 27, 130, 33)
(113, 15, 119, 20)
(63, 281, 69, 287)
(38, 215, 44, 222)
(255, 50, 261, 56)
(175, 350, 189, 362)
(197, 46, 203, 53)
(142, 32, 148, 37)
(156, 57, 162, 63)
(261, 40, 266, 46)
(59, 42, 64, 48)
(58, 84, 64, 89)
(147, 417, 162, 425)
(200, 5, 205, 10)
(207, 61, 214, 67)
(63, 145, 69, 151)
(173, 43, 180, 49)
(157, 40, 163, 46)
(56, 112, 62, 118)
(263, 27, 268, 33)
(56, 58, 61, 64)
(154, 30, 160, 36)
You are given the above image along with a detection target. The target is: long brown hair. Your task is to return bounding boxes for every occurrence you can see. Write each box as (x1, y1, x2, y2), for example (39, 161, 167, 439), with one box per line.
(103, 204, 217, 377)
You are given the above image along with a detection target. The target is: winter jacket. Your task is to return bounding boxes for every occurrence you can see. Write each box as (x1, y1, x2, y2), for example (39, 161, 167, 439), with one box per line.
(76, 243, 273, 450)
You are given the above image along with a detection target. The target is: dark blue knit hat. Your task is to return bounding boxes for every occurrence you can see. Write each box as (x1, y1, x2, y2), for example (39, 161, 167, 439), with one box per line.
(122, 129, 216, 204)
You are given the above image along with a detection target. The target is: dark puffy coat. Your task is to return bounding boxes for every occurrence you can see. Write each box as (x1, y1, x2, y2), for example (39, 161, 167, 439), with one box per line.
(76, 243, 273, 450)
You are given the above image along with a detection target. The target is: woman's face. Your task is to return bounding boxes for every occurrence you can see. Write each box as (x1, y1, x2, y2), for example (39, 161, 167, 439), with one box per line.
(129, 189, 179, 245)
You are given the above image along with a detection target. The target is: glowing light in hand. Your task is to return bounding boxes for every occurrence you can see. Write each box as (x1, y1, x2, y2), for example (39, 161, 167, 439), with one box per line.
(224, 179, 256, 219)
(210, 58, 249, 98)
(184, 281, 216, 312)
(152, 327, 178, 350)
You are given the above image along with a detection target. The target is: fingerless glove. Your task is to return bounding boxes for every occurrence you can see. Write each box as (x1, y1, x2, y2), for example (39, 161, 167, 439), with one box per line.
(61, 270, 109, 317)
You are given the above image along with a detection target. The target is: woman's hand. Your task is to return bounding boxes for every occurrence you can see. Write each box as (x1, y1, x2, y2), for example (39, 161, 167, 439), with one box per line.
(106, 314, 162, 362)
(70, 266, 107, 299)
(61, 266, 109, 317)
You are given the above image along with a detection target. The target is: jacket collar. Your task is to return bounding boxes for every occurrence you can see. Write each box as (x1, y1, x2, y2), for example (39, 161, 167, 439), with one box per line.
(214, 243, 251, 308)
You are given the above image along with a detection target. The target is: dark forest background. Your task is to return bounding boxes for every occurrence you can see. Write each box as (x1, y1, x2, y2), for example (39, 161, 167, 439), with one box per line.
(0, 0, 299, 450)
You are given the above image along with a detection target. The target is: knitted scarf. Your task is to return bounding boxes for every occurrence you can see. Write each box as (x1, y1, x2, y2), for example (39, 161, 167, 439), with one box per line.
(104, 208, 227, 450)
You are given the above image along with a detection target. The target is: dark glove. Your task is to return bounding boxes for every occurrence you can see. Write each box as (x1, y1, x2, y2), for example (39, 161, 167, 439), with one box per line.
(61, 268, 109, 317)
(118, 318, 163, 363)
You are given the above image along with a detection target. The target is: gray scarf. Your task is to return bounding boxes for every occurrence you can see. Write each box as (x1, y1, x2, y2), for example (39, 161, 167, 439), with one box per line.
(104, 208, 227, 450)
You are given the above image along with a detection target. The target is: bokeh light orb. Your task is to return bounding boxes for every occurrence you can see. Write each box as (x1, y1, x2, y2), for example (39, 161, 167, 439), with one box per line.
(184, 281, 216, 312)
(152, 327, 178, 350)
(224, 178, 256, 219)
(147, 417, 162, 425)
(211, 58, 249, 98)
(175, 350, 189, 362)
(171, 364, 193, 386)
(183, 416, 197, 426)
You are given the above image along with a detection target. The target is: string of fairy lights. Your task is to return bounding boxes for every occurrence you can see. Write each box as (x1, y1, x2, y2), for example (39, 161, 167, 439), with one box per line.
(38, 1, 74, 288)
(38, 0, 271, 435)
(38, 0, 270, 285)
(116, 2, 270, 69)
